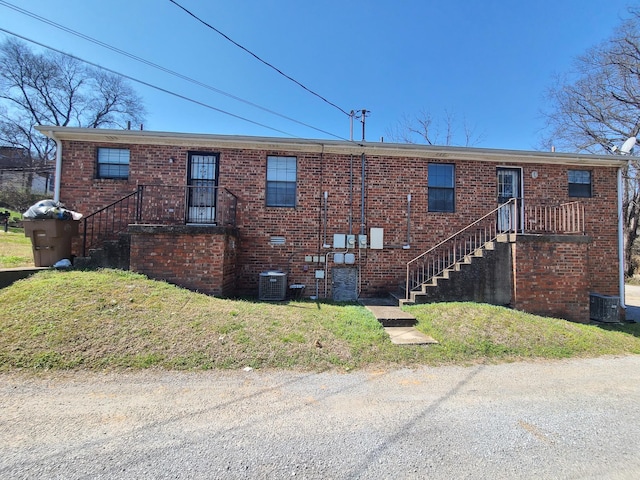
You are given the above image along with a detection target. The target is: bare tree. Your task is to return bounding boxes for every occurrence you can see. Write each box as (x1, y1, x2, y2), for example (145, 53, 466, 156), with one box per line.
(542, 8, 640, 276)
(385, 108, 485, 146)
(0, 37, 145, 201)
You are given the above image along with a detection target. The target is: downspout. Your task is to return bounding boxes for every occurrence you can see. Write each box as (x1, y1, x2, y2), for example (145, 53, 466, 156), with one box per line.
(618, 167, 626, 309)
(50, 131, 62, 203)
(360, 152, 366, 235)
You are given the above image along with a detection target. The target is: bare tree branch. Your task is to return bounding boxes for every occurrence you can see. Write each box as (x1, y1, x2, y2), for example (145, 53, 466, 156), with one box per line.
(0, 37, 145, 166)
(541, 8, 640, 275)
(385, 108, 485, 147)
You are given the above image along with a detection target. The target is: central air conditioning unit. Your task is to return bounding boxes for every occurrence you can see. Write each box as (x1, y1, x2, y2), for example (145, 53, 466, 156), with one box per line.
(589, 293, 620, 323)
(259, 271, 287, 301)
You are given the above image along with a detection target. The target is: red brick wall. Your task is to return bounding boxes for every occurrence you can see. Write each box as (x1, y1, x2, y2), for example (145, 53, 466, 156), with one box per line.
(514, 235, 591, 323)
(59, 139, 621, 313)
(128, 226, 237, 296)
(520, 164, 619, 296)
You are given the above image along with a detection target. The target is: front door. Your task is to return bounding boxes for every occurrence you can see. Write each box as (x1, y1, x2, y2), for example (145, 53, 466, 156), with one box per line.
(187, 152, 219, 224)
(497, 167, 522, 232)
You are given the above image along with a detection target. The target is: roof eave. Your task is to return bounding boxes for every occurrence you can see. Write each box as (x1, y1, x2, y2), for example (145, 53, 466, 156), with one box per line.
(35, 126, 629, 167)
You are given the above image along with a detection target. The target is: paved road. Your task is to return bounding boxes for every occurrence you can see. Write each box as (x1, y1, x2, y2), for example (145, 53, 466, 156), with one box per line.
(2, 356, 640, 479)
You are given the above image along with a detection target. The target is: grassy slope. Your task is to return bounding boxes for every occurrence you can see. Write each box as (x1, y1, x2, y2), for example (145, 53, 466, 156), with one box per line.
(0, 230, 34, 268)
(1, 269, 639, 372)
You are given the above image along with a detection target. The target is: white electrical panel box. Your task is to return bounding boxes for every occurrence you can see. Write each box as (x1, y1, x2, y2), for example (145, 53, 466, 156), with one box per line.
(358, 235, 367, 249)
(370, 228, 384, 249)
(346, 235, 356, 248)
(315, 270, 325, 279)
(345, 253, 355, 264)
(334, 253, 344, 264)
(333, 234, 346, 249)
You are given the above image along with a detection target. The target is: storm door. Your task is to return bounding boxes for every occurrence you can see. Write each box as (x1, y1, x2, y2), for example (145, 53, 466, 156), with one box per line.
(187, 152, 219, 224)
(496, 167, 522, 232)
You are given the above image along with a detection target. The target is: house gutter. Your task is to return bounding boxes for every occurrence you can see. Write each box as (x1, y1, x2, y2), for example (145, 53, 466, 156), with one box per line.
(618, 167, 626, 310)
(50, 130, 62, 203)
(34, 126, 627, 168)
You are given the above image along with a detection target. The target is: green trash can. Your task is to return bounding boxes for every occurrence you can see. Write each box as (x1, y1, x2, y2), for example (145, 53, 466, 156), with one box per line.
(23, 219, 79, 267)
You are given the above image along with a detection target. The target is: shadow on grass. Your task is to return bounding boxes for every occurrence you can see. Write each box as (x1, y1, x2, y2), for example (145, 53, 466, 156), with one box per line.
(598, 322, 640, 338)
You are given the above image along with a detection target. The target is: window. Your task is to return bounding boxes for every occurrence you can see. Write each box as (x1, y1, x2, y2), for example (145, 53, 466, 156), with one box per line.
(428, 163, 455, 212)
(97, 148, 130, 179)
(266, 156, 296, 207)
(568, 170, 591, 197)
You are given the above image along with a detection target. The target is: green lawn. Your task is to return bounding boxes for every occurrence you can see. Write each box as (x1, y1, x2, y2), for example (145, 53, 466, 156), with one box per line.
(0, 229, 34, 268)
(1, 269, 638, 372)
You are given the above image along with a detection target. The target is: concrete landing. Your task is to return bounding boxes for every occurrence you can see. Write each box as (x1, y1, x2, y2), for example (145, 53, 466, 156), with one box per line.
(384, 326, 439, 345)
(0, 267, 47, 289)
(360, 298, 439, 345)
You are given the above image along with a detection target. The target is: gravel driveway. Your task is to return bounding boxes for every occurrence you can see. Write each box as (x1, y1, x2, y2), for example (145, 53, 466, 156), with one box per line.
(2, 355, 640, 479)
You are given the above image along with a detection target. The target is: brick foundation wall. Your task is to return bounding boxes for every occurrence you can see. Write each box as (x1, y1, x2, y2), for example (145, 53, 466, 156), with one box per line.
(128, 225, 237, 296)
(514, 235, 591, 323)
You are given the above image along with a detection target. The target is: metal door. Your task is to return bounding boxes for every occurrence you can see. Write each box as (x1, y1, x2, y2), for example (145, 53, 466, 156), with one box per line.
(332, 266, 358, 301)
(187, 152, 219, 224)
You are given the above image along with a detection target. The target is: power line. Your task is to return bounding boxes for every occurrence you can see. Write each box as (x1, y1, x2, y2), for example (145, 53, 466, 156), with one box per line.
(168, 0, 352, 117)
(0, 0, 349, 141)
(0, 28, 302, 137)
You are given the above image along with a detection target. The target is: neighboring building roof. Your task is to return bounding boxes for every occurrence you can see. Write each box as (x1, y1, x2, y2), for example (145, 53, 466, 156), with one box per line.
(35, 126, 629, 168)
(0, 146, 29, 168)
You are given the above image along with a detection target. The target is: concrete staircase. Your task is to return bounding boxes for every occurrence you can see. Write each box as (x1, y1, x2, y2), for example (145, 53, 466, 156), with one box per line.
(399, 232, 516, 306)
(358, 297, 438, 345)
(73, 233, 131, 270)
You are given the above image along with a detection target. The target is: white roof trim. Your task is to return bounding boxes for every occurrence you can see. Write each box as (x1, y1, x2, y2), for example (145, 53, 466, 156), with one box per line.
(36, 126, 628, 167)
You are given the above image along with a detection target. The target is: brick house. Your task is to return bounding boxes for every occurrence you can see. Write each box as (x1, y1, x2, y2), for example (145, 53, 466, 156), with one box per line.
(36, 126, 628, 323)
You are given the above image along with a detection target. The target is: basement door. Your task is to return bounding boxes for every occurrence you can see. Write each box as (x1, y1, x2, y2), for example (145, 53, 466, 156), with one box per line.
(332, 266, 359, 302)
(187, 152, 219, 224)
(496, 167, 523, 232)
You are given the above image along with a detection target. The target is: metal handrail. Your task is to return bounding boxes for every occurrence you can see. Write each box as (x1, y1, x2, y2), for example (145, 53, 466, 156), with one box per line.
(81, 188, 141, 256)
(524, 201, 585, 234)
(135, 184, 238, 226)
(80, 185, 238, 257)
(405, 198, 517, 299)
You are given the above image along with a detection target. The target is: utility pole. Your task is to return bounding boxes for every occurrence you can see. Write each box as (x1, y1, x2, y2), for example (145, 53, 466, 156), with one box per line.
(350, 109, 369, 141)
(360, 109, 369, 141)
(349, 110, 355, 141)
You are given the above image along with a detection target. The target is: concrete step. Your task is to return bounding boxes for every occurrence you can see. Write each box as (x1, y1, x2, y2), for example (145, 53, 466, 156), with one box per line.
(363, 304, 418, 327)
(404, 236, 506, 303)
(359, 299, 438, 344)
(383, 326, 439, 345)
(496, 233, 517, 243)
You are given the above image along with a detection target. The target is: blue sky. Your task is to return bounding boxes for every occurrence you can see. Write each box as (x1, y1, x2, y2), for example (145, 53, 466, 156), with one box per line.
(0, 0, 636, 150)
